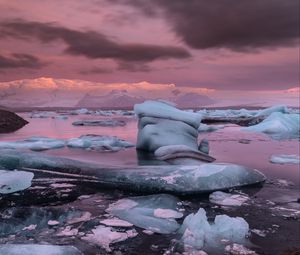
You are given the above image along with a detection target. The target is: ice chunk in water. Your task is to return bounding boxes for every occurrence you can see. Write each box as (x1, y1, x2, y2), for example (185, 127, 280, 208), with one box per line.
(72, 120, 126, 127)
(67, 135, 134, 152)
(82, 225, 137, 252)
(254, 105, 289, 117)
(0, 137, 65, 151)
(198, 124, 224, 132)
(270, 154, 300, 164)
(179, 208, 249, 250)
(242, 112, 299, 139)
(209, 191, 249, 206)
(0, 150, 266, 195)
(0, 170, 34, 194)
(0, 244, 82, 255)
(106, 194, 183, 234)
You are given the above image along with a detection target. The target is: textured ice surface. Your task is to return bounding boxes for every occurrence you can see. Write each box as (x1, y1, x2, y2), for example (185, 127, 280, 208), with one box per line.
(154, 145, 215, 163)
(254, 105, 289, 117)
(270, 154, 300, 164)
(225, 243, 257, 255)
(106, 194, 182, 234)
(0, 137, 65, 151)
(82, 225, 137, 252)
(72, 120, 126, 127)
(67, 135, 134, 151)
(0, 170, 34, 194)
(242, 112, 300, 139)
(198, 124, 224, 132)
(100, 218, 133, 227)
(209, 191, 249, 206)
(135, 101, 201, 151)
(0, 150, 266, 194)
(0, 244, 82, 255)
(179, 208, 249, 250)
(134, 100, 202, 129)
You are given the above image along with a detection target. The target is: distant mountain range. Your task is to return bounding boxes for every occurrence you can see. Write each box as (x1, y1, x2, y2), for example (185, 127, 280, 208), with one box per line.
(0, 77, 215, 109)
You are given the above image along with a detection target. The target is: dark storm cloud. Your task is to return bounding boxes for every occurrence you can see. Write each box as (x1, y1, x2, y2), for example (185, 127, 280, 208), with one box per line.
(111, 0, 299, 51)
(0, 20, 190, 62)
(0, 53, 46, 69)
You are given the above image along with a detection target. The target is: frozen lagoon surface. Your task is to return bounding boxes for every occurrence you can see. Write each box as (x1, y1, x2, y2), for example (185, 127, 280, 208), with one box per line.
(0, 109, 299, 255)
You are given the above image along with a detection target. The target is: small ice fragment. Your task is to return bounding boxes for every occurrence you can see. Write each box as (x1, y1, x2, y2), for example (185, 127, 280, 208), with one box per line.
(22, 224, 37, 231)
(209, 191, 249, 207)
(225, 243, 257, 255)
(48, 220, 60, 226)
(270, 155, 300, 164)
(100, 218, 133, 227)
(153, 208, 183, 219)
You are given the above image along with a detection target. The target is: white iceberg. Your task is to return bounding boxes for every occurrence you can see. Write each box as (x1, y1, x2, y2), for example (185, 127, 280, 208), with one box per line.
(242, 112, 300, 139)
(82, 225, 137, 252)
(0, 170, 34, 194)
(270, 154, 300, 164)
(72, 120, 126, 127)
(179, 208, 249, 250)
(67, 135, 134, 152)
(135, 101, 202, 151)
(0, 137, 65, 151)
(106, 194, 183, 234)
(209, 191, 249, 206)
(254, 105, 289, 117)
(0, 244, 82, 255)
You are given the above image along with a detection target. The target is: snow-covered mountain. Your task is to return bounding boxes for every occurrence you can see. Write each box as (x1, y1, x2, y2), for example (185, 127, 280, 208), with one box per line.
(0, 77, 215, 109)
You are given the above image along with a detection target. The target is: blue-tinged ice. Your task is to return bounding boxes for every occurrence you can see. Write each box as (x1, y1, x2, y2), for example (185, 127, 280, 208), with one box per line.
(0, 137, 65, 151)
(270, 154, 300, 164)
(67, 135, 134, 151)
(106, 194, 183, 234)
(0, 244, 82, 255)
(0, 170, 34, 194)
(242, 112, 299, 139)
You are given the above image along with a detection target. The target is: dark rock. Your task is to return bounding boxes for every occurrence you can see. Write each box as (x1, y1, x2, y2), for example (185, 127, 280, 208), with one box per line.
(0, 109, 28, 133)
(202, 116, 265, 127)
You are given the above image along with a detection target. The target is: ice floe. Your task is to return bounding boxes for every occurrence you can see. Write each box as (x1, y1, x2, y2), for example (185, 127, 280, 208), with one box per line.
(72, 119, 126, 127)
(0, 149, 266, 194)
(242, 112, 300, 139)
(82, 225, 137, 252)
(67, 135, 134, 151)
(198, 123, 224, 132)
(0, 170, 34, 194)
(0, 244, 83, 255)
(270, 154, 300, 164)
(0, 137, 65, 151)
(209, 191, 249, 207)
(179, 208, 249, 250)
(106, 194, 183, 234)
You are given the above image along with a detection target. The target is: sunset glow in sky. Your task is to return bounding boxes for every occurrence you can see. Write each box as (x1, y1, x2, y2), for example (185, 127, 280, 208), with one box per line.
(0, 0, 299, 92)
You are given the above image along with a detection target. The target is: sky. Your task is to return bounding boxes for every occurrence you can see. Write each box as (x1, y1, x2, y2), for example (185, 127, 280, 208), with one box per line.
(0, 0, 299, 91)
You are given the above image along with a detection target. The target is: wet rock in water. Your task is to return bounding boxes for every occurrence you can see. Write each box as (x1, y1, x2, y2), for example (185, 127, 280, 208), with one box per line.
(209, 191, 249, 207)
(0, 149, 266, 195)
(72, 119, 126, 127)
(270, 154, 300, 164)
(134, 100, 202, 151)
(198, 139, 209, 154)
(0, 170, 34, 194)
(238, 139, 251, 144)
(106, 194, 183, 234)
(179, 208, 249, 250)
(0, 109, 28, 133)
(242, 112, 300, 139)
(154, 145, 215, 163)
(0, 244, 83, 255)
(0, 136, 65, 151)
(67, 134, 134, 152)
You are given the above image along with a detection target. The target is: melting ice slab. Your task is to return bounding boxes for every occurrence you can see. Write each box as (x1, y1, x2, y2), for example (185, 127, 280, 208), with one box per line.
(0, 244, 82, 255)
(0, 170, 34, 194)
(0, 150, 266, 195)
(270, 154, 300, 164)
(242, 112, 299, 139)
(0, 137, 65, 151)
(106, 194, 183, 234)
(67, 135, 134, 152)
(179, 208, 249, 250)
